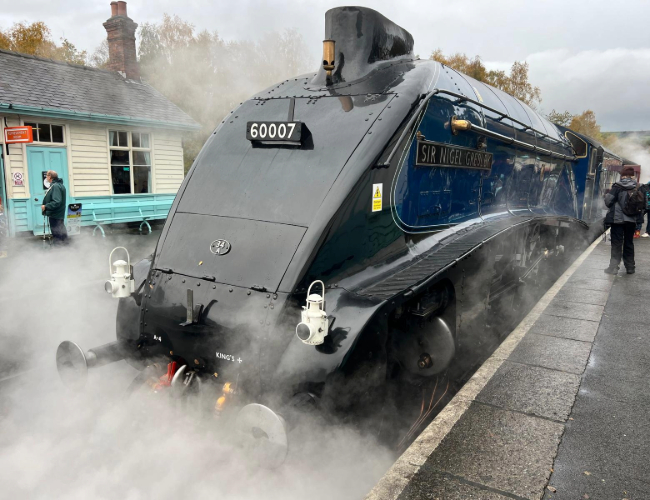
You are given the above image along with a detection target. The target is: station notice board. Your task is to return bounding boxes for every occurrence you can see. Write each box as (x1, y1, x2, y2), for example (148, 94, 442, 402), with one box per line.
(4, 126, 33, 144)
(66, 204, 82, 236)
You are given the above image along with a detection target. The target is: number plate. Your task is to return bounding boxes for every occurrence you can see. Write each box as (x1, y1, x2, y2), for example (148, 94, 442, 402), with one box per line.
(246, 121, 302, 142)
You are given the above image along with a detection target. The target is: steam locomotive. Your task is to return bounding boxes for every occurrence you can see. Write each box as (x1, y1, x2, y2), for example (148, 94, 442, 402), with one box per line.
(56, 7, 628, 466)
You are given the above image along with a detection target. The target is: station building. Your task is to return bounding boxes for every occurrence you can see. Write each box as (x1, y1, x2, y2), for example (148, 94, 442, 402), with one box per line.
(0, 1, 199, 236)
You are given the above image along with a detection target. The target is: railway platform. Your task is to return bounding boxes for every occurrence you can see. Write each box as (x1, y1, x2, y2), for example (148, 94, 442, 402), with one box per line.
(367, 235, 650, 500)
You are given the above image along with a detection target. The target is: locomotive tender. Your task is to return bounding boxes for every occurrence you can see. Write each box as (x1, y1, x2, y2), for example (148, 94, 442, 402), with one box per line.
(56, 7, 627, 464)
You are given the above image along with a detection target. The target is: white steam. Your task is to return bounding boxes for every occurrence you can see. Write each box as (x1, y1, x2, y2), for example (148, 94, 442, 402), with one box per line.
(0, 232, 394, 500)
(613, 134, 650, 183)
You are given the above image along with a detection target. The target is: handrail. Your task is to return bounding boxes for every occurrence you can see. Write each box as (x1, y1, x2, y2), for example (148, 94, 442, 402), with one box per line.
(450, 117, 577, 162)
(377, 88, 576, 168)
(434, 88, 566, 147)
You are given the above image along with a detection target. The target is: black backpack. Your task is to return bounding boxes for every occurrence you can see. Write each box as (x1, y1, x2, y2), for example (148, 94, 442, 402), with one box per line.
(621, 186, 645, 216)
(640, 183, 650, 210)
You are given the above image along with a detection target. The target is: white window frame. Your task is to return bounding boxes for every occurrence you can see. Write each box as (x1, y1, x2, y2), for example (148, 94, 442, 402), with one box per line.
(108, 130, 153, 194)
(21, 119, 66, 146)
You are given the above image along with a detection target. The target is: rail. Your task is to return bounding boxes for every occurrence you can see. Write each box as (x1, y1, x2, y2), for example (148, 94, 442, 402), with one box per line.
(377, 89, 577, 168)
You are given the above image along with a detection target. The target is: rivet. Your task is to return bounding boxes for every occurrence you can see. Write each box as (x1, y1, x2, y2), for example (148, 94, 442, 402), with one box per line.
(264, 305, 267, 309)
(144, 322, 147, 326)
(266, 294, 270, 298)
(214, 372, 218, 378)
(182, 279, 186, 283)
(213, 285, 217, 289)
(197, 282, 200, 286)
(170, 351, 173, 355)
(270, 305, 274, 309)
(146, 309, 149, 312)
(229, 288, 233, 292)
(273, 294, 277, 300)
(247, 291, 251, 295)
(194, 359, 200, 365)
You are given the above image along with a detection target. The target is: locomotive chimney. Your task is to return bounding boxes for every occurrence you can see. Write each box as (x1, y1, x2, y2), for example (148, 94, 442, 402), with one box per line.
(103, 1, 140, 81)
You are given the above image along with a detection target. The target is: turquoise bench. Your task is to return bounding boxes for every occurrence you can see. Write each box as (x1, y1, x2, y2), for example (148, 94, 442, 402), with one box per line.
(84, 199, 173, 237)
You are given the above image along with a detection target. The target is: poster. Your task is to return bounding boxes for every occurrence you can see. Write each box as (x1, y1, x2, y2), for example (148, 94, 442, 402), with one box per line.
(66, 203, 82, 236)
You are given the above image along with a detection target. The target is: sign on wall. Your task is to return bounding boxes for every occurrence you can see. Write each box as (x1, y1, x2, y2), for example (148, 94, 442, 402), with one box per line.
(12, 172, 24, 187)
(66, 204, 82, 236)
(4, 126, 33, 144)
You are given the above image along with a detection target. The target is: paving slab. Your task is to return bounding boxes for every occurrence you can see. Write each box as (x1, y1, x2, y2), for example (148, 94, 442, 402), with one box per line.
(580, 369, 650, 406)
(509, 333, 592, 374)
(527, 314, 599, 343)
(549, 394, 650, 484)
(476, 361, 580, 421)
(562, 277, 612, 291)
(543, 462, 650, 500)
(569, 268, 615, 281)
(543, 300, 604, 322)
(423, 403, 564, 499)
(399, 470, 513, 500)
(552, 287, 609, 306)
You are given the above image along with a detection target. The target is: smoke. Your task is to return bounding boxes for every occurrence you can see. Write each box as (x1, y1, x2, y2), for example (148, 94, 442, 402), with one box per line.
(612, 134, 650, 183)
(0, 230, 394, 500)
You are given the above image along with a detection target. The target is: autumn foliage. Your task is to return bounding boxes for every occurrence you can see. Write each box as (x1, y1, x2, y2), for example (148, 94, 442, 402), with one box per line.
(0, 21, 87, 65)
(430, 49, 541, 107)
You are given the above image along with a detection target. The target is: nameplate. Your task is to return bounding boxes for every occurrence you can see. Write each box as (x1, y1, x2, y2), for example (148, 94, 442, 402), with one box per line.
(416, 139, 492, 171)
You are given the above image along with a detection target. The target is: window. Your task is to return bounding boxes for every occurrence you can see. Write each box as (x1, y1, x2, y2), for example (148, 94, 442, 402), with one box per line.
(24, 122, 64, 143)
(109, 131, 152, 194)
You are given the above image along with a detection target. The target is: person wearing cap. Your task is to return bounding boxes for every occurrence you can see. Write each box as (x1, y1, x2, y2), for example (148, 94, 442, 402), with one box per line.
(604, 165, 638, 274)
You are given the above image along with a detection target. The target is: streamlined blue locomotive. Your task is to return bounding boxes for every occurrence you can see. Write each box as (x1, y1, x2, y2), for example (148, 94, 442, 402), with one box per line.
(56, 6, 628, 465)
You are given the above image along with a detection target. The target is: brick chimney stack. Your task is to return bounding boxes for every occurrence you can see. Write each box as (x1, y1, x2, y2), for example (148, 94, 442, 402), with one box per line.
(103, 1, 140, 80)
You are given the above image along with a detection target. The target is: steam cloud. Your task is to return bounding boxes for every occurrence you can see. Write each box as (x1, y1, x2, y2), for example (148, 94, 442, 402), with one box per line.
(0, 233, 394, 499)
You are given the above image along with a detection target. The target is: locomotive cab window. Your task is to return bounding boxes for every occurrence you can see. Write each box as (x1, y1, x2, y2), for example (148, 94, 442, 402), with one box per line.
(109, 130, 152, 194)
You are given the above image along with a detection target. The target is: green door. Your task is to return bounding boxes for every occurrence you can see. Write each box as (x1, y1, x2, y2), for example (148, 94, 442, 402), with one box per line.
(27, 146, 69, 235)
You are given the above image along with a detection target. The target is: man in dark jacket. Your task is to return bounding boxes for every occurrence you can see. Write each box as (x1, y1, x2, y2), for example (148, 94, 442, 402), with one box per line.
(604, 166, 638, 274)
(41, 170, 68, 245)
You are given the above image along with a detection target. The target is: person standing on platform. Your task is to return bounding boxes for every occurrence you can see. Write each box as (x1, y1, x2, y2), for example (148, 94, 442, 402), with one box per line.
(604, 166, 642, 274)
(41, 170, 68, 245)
(639, 182, 650, 238)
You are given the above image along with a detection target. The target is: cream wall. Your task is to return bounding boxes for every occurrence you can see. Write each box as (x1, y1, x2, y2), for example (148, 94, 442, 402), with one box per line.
(0, 115, 186, 200)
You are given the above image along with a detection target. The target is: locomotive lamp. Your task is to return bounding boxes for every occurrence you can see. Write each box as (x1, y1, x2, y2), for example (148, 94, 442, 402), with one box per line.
(104, 246, 135, 298)
(323, 39, 335, 80)
(296, 280, 329, 345)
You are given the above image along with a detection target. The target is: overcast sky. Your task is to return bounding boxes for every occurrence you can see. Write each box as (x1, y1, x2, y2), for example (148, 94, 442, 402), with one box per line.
(2, 0, 649, 131)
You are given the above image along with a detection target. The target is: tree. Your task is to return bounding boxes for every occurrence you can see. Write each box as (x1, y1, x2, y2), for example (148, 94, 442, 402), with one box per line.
(569, 110, 603, 141)
(430, 50, 541, 107)
(136, 14, 311, 171)
(89, 40, 109, 69)
(0, 21, 86, 64)
(53, 39, 87, 65)
(547, 109, 573, 127)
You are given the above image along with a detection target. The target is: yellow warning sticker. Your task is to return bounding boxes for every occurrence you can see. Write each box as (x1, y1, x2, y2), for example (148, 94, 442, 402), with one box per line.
(372, 183, 383, 212)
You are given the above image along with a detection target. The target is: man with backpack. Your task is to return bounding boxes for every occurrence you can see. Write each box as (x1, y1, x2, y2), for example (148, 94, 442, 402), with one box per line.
(604, 166, 643, 274)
